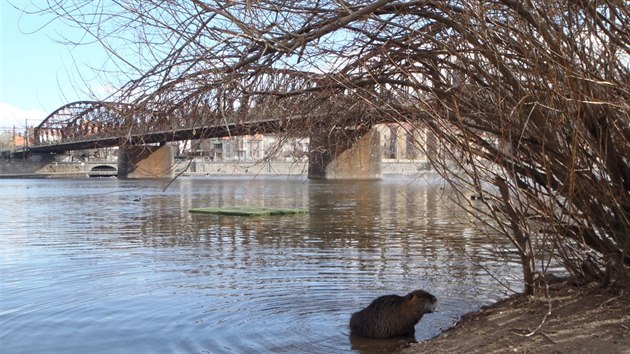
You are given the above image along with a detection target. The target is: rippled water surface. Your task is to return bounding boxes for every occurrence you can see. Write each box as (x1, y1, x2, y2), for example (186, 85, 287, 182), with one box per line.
(1, 176, 522, 353)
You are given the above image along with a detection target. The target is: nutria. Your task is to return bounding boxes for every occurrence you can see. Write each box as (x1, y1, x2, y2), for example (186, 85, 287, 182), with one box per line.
(349, 289, 437, 339)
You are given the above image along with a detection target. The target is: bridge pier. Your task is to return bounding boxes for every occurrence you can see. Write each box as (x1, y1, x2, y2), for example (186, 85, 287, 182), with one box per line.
(308, 127, 382, 180)
(118, 144, 175, 179)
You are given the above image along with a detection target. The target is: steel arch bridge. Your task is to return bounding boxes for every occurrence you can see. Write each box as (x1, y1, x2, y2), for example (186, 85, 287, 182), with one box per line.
(34, 101, 130, 145)
(29, 69, 336, 153)
(31, 98, 294, 153)
(29, 68, 400, 154)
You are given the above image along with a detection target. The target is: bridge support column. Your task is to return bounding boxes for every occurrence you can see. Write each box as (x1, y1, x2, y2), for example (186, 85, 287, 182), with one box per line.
(308, 127, 382, 180)
(118, 144, 175, 179)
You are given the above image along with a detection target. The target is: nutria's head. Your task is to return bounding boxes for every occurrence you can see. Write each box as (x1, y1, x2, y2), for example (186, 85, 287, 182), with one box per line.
(405, 289, 437, 314)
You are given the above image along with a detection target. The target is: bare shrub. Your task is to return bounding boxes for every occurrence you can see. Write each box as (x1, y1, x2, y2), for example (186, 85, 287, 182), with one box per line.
(34, 0, 629, 293)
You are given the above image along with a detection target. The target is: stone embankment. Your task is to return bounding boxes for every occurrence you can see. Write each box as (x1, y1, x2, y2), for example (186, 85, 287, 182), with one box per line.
(1, 158, 431, 178)
(181, 159, 430, 176)
(0, 160, 88, 178)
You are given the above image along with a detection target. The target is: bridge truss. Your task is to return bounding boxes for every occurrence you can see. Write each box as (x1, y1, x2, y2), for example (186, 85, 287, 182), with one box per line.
(31, 68, 396, 153)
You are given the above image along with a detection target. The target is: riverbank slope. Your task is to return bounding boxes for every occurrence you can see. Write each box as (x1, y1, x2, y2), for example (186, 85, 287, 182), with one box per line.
(400, 284, 630, 353)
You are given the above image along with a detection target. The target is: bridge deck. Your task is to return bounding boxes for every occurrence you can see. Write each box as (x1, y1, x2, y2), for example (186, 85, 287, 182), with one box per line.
(30, 118, 286, 153)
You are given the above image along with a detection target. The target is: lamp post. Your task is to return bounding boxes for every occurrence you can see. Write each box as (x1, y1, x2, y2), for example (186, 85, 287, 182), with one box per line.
(25, 119, 29, 150)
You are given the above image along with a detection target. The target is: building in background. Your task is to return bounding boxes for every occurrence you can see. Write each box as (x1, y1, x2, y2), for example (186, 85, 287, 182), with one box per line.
(3, 122, 433, 164)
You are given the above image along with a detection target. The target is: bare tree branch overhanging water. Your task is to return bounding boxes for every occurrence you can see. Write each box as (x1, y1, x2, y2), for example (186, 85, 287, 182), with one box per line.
(34, 0, 630, 294)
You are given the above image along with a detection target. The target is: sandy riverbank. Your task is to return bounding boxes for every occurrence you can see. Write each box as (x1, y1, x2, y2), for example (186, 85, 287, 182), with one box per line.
(397, 283, 630, 354)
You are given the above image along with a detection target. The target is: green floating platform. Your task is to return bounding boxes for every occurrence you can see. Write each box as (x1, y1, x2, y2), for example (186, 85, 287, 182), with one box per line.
(189, 206, 308, 216)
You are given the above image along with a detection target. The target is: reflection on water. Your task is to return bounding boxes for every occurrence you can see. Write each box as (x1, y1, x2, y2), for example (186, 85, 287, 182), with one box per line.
(0, 176, 522, 354)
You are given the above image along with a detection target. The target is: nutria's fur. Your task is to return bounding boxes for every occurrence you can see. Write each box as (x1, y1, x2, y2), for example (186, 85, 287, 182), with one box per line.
(349, 290, 437, 339)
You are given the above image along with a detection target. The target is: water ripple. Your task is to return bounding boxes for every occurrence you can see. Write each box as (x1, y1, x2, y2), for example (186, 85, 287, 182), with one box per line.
(1, 177, 520, 353)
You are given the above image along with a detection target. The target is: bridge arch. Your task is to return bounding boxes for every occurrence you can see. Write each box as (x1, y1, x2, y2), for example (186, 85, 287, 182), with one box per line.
(31, 70, 326, 148)
(34, 101, 133, 145)
(88, 164, 118, 177)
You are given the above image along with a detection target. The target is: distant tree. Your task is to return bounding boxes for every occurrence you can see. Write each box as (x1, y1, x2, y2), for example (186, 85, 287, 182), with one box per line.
(36, 0, 629, 294)
(0, 131, 14, 149)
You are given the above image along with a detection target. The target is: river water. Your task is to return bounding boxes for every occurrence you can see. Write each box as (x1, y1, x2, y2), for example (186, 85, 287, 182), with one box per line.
(1, 176, 522, 353)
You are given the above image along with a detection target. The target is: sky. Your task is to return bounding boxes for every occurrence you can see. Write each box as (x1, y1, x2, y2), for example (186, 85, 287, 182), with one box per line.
(0, 1, 113, 132)
(0, 1, 353, 134)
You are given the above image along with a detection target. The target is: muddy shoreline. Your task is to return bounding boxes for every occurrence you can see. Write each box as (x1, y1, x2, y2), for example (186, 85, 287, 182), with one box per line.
(398, 284, 630, 354)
